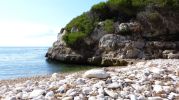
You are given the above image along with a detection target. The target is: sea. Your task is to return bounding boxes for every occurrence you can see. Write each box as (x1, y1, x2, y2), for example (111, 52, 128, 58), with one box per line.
(0, 47, 95, 80)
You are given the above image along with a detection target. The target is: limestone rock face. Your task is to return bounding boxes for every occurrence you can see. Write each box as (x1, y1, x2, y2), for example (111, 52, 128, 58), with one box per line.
(99, 34, 127, 51)
(46, 5, 179, 66)
(137, 7, 179, 41)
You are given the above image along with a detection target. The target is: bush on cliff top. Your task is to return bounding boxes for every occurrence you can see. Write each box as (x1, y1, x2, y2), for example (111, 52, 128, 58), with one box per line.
(65, 13, 94, 35)
(91, 2, 111, 21)
(64, 13, 94, 45)
(104, 19, 115, 33)
(63, 32, 86, 45)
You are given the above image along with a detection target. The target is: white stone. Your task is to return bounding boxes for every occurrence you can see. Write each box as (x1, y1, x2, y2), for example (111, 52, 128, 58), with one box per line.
(168, 92, 179, 100)
(120, 91, 129, 98)
(50, 73, 58, 81)
(33, 95, 45, 100)
(150, 67, 164, 74)
(45, 91, 54, 98)
(148, 97, 163, 100)
(22, 92, 29, 99)
(143, 91, 151, 97)
(153, 85, 163, 93)
(98, 87, 104, 95)
(16, 92, 23, 99)
(124, 78, 133, 83)
(5, 96, 16, 100)
(168, 74, 178, 81)
(162, 86, 172, 94)
(49, 82, 57, 88)
(56, 84, 67, 93)
(107, 82, 121, 89)
(14, 86, 24, 93)
(29, 89, 45, 99)
(154, 80, 163, 85)
(62, 96, 73, 100)
(74, 96, 81, 100)
(131, 84, 141, 91)
(138, 95, 146, 100)
(130, 94, 137, 100)
(66, 89, 77, 96)
(24, 80, 33, 86)
(88, 96, 97, 100)
(75, 78, 86, 85)
(111, 76, 119, 81)
(104, 88, 118, 98)
(96, 94, 105, 100)
(82, 87, 92, 94)
(74, 94, 84, 100)
(84, 69, 109, 78)
(93, 81, 105, 88)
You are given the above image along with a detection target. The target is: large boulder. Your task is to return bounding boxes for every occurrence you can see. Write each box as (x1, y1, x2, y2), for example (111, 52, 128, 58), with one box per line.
(84, 69, 109, 78)
(99, 34, 128, 51)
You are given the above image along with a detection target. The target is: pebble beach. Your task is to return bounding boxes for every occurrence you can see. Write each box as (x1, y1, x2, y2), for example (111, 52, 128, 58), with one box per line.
(0, 59, 179, 100)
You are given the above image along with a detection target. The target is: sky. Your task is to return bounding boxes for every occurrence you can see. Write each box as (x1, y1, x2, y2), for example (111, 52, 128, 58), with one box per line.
(0, 0, 106, 47)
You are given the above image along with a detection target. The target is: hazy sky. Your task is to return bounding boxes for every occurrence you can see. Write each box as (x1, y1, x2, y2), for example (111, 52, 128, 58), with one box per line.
(0, 0, 106, 47)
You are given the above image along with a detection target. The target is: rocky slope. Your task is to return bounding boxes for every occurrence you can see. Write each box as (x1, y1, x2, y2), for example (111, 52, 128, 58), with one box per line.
(46, 0, 179, 66)
(0, 59, 179, 99)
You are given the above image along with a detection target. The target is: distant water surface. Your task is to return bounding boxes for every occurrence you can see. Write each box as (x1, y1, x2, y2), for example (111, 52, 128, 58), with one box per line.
(0, 47, 96, 80)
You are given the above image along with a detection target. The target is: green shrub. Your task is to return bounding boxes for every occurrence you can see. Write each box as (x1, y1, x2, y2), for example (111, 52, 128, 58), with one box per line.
(132, 0, 147, 9)
(107, 0, 136, 16)
(63, 32, 86, 45)
(132, 0, 179, 8)
(104, 19, 115, 33)
(91, 2, 108, 13)
(65, 13, 94, 35)
(147, 12, 161, 23)
(107, 0, 132, 8)
(91, 2, 110, 20)
(64, 13, 94, 45)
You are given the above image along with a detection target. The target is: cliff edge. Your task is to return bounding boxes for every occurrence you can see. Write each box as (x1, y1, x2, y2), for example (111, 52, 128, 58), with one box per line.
(46, 0, 179, 66)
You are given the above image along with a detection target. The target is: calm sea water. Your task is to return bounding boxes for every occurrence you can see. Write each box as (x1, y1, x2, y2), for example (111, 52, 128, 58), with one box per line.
(0, 47, 96, 80)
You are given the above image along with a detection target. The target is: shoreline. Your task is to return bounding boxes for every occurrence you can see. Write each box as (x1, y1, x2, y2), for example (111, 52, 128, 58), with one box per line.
(0, 71, 86, 86)
(0, 59, 178, 99)
(0, 59, 141, 85)
(0, 59, 171, 85)
(0, 66, 128, 86)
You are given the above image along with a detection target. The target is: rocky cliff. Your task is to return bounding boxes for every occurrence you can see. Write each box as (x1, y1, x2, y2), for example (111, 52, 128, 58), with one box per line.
(46, 0, 179, 66)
